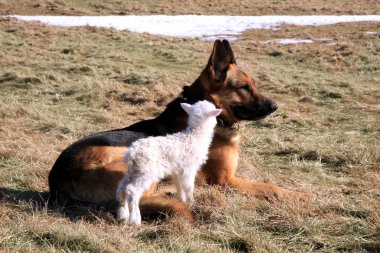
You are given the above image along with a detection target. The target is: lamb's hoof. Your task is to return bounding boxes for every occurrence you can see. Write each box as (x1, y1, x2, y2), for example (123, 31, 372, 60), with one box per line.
(129, 220, 141, 226)
(116, 210, 130, 223)
(117, 219, 128, 224)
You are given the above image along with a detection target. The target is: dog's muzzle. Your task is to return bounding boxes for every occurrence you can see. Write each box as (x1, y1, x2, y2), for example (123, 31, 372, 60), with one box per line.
(230, 101, 278, 121)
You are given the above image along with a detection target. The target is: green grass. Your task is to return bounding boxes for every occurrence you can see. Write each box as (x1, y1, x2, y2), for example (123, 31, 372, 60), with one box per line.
(1, 5, 380, 253)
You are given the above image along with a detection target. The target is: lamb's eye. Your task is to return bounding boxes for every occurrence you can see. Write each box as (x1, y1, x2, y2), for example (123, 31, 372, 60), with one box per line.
(239, 84, 250, 92)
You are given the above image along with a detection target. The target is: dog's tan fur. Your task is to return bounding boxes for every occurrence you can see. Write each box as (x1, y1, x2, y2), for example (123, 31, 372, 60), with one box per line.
(49, 40, 311, 221)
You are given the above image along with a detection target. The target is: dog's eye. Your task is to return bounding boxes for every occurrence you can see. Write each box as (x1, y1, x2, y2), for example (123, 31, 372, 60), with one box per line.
(239, 84, 251, 92)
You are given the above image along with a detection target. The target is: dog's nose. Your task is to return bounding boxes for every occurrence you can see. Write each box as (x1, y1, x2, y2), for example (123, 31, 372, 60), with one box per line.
(270, 102, 278, 111)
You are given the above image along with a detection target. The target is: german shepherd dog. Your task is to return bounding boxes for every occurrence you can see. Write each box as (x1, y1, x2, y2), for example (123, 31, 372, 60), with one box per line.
(49, 40, 311, 221)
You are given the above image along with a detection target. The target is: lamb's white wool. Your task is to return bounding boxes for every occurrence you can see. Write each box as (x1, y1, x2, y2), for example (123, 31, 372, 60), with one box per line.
(116, 100, 222, 225)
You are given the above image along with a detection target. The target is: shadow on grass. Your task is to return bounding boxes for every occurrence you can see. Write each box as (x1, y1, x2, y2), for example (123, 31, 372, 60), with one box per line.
(0, 187, 172, 223)
(0, 188, 106, 252)
(0, 187, 117, 223)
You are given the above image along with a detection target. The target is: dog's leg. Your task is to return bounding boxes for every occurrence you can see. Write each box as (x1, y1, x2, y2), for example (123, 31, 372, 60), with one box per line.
(202, 141, 314, 201)
(227, 177, 314, 201)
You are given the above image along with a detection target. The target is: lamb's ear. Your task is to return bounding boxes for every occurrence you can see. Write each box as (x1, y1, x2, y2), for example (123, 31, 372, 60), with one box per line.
(180, 103, 192, 114)
(207, 109, 223, 117)
(208, 40, 236, 82)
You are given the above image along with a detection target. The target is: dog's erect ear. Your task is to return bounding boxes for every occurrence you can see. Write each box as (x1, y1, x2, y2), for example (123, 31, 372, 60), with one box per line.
(208, 40, 236, 82)
(180, 103, 192, 114)
(207, 108, 223, 117)
(221, 40, 236, 63)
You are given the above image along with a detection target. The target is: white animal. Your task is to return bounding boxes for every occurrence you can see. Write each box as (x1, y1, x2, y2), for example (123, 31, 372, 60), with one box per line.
(116, 100, 222, 225)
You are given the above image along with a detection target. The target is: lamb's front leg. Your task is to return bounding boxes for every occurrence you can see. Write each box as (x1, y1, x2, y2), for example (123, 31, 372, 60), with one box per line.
(175, 172, 196, 204)
(184, 183, 195, 204)
(174, 175, 187, 203)
(184, 173, 196, 204)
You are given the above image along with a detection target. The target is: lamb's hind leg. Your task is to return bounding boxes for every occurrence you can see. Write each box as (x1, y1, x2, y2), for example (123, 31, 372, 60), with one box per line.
(127, 175, 155, 225)
(116, 175, 130, 222)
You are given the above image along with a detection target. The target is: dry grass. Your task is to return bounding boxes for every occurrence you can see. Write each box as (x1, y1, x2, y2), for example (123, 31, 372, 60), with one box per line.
(1, 0, 380, 15)
(1, 2, 380, 252)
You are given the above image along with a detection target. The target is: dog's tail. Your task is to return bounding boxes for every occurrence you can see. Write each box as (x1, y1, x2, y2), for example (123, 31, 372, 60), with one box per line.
(139, 194, 194, 222)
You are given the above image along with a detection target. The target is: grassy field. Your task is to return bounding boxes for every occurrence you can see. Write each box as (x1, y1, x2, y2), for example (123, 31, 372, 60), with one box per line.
(1, 0, 380, 15)
(1, 1, 380, 252)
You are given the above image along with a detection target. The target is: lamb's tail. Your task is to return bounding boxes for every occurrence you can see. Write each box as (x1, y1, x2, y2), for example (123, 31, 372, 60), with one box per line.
(139, 194, 195, 222)
(124, 149, 131, 165)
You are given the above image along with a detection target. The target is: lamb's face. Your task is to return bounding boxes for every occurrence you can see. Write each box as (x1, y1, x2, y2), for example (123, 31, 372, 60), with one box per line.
(181, 101, 222, 127)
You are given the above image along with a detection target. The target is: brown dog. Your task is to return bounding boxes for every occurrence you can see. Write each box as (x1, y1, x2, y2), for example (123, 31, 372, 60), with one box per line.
(49, 40, 310, 221)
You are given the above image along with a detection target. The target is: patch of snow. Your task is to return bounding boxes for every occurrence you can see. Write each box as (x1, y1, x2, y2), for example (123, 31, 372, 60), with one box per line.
(201, 35, 237, 41)
(9, 15, 380, 39)
(366, 31, 377, 35)
(263, 38, 314, 44)
(314, 38, 333, 41)
(326, 42, 337, 46)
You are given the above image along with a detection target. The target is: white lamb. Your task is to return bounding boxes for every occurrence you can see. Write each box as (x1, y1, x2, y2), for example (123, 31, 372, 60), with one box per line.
(116, 100, 222, 225)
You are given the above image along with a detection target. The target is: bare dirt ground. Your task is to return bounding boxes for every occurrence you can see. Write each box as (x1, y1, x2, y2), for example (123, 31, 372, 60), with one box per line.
(0, 1, 379, 252)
